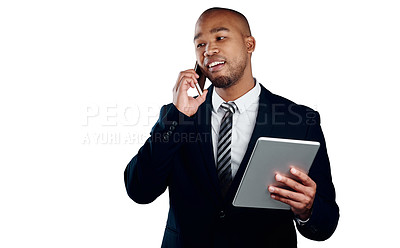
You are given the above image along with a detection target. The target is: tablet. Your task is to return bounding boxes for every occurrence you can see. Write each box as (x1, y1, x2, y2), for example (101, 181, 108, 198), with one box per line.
(232, 137, 320, 210)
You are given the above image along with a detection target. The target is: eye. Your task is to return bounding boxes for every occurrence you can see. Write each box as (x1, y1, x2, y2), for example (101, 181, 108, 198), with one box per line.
(197, 43, 205, 48)
(217, 36, 226, 41)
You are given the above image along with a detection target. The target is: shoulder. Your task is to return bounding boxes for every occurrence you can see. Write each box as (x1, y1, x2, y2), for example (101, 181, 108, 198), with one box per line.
(261, 84, 313, 110)
(259, 83, 321, 125)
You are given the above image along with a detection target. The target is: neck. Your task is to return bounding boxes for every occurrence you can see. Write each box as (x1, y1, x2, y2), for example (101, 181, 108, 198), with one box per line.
(215, 69, 255, 102)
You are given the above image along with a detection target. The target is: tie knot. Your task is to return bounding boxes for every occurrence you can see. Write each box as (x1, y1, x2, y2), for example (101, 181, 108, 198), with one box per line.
(221, 102, 236, 114)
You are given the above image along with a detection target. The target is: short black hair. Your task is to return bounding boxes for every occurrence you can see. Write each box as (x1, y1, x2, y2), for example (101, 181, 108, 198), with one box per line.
(200, 7, 252, 36)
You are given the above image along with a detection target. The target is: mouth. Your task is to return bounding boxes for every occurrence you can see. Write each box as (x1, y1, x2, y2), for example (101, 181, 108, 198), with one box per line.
(206, 61, 225, 72)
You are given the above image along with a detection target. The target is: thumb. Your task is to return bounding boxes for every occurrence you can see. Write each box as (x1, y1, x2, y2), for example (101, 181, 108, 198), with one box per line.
(197, 89, 208, 103)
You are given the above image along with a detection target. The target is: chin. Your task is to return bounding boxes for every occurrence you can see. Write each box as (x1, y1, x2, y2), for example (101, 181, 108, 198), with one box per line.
(210, 75, 237, 89)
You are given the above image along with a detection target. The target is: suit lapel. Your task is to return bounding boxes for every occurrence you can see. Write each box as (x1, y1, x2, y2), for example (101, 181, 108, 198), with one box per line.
(225, 85, 274, 203)
(194, 86, 221, 199)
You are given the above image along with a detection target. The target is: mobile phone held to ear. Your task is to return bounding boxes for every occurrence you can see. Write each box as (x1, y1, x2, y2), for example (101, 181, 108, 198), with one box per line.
(194, 62, 206, 96)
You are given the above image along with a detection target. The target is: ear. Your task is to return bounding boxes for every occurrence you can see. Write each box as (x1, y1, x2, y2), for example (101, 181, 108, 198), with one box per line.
(245, 36, 256, 53)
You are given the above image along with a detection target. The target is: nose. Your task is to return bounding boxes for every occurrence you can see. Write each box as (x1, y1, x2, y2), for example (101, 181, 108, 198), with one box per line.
(203, 43, 219, 57)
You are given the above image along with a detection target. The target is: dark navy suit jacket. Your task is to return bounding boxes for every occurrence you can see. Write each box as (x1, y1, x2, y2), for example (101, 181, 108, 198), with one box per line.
(124, 84, 339, 247)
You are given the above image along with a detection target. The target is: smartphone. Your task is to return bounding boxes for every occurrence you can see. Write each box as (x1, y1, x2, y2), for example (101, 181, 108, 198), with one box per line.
(194, 62, 206, 96)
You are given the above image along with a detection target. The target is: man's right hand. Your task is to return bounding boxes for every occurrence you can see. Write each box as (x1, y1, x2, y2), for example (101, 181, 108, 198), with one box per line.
(173, 69, 208, 117)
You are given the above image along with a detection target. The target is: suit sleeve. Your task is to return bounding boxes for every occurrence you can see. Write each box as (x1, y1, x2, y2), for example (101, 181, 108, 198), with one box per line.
(296, 111, 340, 241)
(124, 103, 195, 204)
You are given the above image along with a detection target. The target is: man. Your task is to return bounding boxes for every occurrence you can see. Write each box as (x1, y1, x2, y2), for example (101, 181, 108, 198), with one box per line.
(125, 7, 339, 247)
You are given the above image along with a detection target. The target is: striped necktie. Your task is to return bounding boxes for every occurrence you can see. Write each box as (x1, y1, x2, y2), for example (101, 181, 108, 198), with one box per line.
(217, 102, 236, 197)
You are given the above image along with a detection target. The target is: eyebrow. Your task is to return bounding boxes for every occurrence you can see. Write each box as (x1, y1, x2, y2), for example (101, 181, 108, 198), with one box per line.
(194, 27, 230, 42)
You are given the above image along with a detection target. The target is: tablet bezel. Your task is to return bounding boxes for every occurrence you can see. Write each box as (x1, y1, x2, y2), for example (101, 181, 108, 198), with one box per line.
(232, 137, 320, 210)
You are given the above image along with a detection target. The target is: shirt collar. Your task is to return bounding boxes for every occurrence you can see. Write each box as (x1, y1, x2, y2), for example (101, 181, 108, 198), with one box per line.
(212, 78, 261, 114)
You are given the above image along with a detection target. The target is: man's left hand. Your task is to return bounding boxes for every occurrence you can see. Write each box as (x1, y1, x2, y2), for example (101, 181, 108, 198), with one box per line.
(268, 167, 316, 220)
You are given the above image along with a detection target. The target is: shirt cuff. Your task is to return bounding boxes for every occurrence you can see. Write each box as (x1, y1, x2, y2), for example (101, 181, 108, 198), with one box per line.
(295, 216, 310, 226)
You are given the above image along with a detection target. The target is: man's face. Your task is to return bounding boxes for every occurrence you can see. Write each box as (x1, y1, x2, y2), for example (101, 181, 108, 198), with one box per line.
(194, 12, 250, 89)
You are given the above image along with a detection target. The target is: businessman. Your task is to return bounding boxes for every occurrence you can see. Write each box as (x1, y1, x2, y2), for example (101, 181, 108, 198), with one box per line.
(125, 7, 339, 247)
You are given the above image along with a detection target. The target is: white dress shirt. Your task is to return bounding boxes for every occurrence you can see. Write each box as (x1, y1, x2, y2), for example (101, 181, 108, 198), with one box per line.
(211, 79, 261, 178)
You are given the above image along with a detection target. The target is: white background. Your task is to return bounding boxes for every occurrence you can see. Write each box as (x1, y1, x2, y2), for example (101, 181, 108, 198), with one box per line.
(1, 0, 399, 247)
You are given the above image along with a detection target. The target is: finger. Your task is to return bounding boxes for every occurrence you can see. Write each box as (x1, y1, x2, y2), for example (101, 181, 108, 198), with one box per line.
(184, 74, 198, 89)
(187, 77, 197, 89)
(270, 193, 304, 209)
(174, 70, 198, 92)
(275, 173, 307, 194)
(289, 167, 316, 188)
(178, 69, 198, 78)
(195, 89, 208, 104)
(177, 76, 196, 93)
(174, 75, 197, 93)
(182, 68, 198, 76)
(268, 186, 304, 202)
